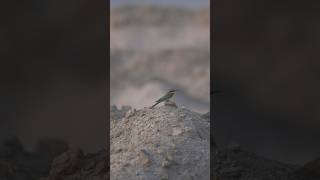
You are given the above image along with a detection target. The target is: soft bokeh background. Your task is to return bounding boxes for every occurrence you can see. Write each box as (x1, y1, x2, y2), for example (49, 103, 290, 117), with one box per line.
(214, 1, 320, 165)
(110, 0, 210, 113)
(0, 0, 107, 152)
(111, 0, 209, 8)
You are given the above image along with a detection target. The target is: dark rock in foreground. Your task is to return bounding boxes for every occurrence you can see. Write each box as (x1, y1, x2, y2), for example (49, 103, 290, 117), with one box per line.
(2, 105, 319, 180)
(213, 147, 299, 180)
(44, 148, 108, 180)
(0, 137, 68, 180)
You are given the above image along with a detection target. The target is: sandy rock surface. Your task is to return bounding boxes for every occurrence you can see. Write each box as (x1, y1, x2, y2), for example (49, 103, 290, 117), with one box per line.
(110, 104, 210, 180)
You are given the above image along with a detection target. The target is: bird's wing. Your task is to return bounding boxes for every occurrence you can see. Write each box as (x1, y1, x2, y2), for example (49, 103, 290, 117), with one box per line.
(156, 97, 165, 102)
(156, 94, 168, 102)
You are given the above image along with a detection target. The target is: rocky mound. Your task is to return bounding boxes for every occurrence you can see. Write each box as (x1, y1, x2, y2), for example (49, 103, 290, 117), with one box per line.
(110, 103, 210, 180)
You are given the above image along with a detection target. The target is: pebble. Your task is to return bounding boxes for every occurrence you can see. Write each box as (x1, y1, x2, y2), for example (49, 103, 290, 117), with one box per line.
(139, 149, 151, 168)
(161, 160, 171, 168)
(172, 128, 183, 136)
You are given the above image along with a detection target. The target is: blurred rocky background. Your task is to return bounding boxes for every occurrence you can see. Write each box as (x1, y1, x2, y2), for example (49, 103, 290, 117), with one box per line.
(110, 1, 210, 113)
(0, 0, 108, 179)
(0, 0, 107, 153)
(213, 0, 320, 166)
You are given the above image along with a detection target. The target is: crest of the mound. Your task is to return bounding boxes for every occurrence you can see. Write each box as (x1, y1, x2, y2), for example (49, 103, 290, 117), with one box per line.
(110, 105, 210, 180)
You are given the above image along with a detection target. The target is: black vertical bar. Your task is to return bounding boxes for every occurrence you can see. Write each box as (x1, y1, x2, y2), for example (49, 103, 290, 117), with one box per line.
(107, 0, 111, 179)
(210, 1, 214, 179)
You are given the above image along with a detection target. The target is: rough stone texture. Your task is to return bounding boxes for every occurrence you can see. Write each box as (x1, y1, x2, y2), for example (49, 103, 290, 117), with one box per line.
(111, 105, 132, 122)
(110, 104, 210, 180)
(44, 149, 108, 180)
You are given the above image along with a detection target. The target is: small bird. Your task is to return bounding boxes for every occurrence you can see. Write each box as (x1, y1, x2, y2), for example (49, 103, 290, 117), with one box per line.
(150, 89, 177, 108)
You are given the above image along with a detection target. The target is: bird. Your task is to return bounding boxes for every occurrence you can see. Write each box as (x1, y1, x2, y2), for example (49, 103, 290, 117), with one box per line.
(150, 89, 177, 108)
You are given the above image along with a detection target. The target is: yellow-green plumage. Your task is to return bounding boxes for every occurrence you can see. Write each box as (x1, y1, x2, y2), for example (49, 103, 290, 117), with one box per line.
(151, 90, 176, 108)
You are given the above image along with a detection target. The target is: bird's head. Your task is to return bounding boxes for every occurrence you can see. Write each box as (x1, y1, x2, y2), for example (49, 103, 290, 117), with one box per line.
(168, 89, 178, 93)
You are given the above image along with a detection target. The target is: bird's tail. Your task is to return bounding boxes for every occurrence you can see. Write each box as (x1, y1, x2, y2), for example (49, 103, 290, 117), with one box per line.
(150, 101, 160, 109)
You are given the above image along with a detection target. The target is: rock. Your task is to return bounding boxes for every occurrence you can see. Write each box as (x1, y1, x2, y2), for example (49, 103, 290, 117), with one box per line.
(161, 160, 171, 168)
(138, 149, 151, 168)
(164, 100, 178, 108)
(111, 106, 210, 180)
(94, 161, 108, 175)
(214, 148, 299, 179)
(111, 105, 132, 122)
(172, 128, 183, 136)
(121, 105, 132, 112)
(179, 113, 186, 118)
(45, 149, 108, 180)
(125, 108, 137, 118)
(201, 112, 210, 121)
(47, 148, 84, 178)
